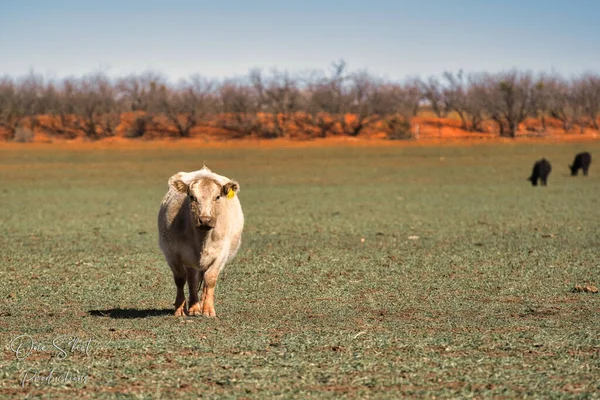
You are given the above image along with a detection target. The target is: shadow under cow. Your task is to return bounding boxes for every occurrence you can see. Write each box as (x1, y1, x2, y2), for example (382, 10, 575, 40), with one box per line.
(88, 308, 173, 319)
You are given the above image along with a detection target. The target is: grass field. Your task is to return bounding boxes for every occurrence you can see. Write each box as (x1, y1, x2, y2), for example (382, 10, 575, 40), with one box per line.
(1, 141, 599, 399)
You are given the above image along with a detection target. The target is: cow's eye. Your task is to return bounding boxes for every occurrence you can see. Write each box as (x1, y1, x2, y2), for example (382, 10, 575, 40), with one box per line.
(215, 195, 221, 201)
(189, 195, 197, 202)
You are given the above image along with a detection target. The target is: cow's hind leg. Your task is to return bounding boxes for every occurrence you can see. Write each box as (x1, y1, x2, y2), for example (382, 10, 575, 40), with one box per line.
(186, 266, 203, 316)
(170, 262, 187, 317)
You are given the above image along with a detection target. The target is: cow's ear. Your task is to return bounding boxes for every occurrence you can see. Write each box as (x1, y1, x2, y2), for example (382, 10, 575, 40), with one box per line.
(172, 180, 188, 194)
(222, 180, 240, 198)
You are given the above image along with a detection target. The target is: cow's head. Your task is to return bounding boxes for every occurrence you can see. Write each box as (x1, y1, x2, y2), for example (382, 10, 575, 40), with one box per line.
(172, 177, 240, 230)
(569, 164, 578, 176)
(527, 175, 538, 186)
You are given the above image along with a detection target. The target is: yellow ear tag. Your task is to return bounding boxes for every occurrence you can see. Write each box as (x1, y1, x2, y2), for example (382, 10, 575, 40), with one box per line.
(226, 189, 235, 199)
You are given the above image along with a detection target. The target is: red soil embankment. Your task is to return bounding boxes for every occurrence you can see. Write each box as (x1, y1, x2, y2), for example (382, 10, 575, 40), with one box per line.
(1, 114, 598, 149)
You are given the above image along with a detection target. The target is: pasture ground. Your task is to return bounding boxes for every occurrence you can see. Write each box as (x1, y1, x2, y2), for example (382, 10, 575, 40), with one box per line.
(0, 141, 599, 398)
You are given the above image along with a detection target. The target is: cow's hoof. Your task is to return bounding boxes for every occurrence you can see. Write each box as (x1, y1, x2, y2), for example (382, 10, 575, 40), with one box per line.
(188, 303, 202, 316)
(202, 304, 216, 318)
(174, 306, 186, 317)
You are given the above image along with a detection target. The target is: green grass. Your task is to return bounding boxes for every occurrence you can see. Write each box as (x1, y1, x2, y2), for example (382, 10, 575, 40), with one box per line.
(1, 142, 599, 399)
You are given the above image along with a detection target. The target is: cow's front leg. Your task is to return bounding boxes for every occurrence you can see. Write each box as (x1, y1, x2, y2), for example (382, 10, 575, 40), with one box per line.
(186, 267, 203, 316)
(201, 265, 222, 317)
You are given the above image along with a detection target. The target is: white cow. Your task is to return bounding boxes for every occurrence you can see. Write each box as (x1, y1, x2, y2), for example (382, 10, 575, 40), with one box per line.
(158, 166, 244, 317)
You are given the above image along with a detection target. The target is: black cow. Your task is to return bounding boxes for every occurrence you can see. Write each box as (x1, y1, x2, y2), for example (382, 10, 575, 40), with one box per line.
(528, 158, 552, 186)
(569, 152, 591, 176)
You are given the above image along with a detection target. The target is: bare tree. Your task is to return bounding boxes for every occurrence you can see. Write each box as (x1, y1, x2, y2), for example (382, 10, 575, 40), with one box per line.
(217, 79, 261, 137)
(19, 73, 47, 129)
(420, 76, 447, 118)
(0, 78, 22, 139)
(299, 60, 393, 137)
(443, 71, 484, 131)
(161, 75, 215, 138)
(348, 79, 421, 140)
(574, 73, 600, 130)
(116, 72, 168, 137)
(475, 70, 535, 137)
(340, 70, 387, 136)
(72, 73, 119, 139)
(529, 74, 557, 132)
(116, 72, 167, 112)
(496, 70, 535, 137)
(302, 60, 352, 137)
(464, 75, 489, 133)
(375, 83, 418, 139)
(249, 68, 301, 137)
(46, 78, 80, 138)
(0, 73, 46, 140)
(544, 77, 581, 133)
(403, 77, 424, 117)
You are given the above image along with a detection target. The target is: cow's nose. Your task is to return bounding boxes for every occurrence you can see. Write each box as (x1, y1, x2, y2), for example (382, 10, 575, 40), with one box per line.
(198, 216, 214, 226)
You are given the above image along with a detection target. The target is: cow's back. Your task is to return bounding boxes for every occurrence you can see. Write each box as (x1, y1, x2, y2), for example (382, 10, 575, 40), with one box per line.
(541, 159, 551, 175)
(578, 152, 591, 166)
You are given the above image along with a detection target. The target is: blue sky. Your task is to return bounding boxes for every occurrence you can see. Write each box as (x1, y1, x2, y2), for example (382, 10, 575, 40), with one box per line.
(1, 0, 599, 81)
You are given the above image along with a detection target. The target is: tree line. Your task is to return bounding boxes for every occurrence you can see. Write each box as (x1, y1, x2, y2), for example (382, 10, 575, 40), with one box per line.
(1, 61, 599, 141)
